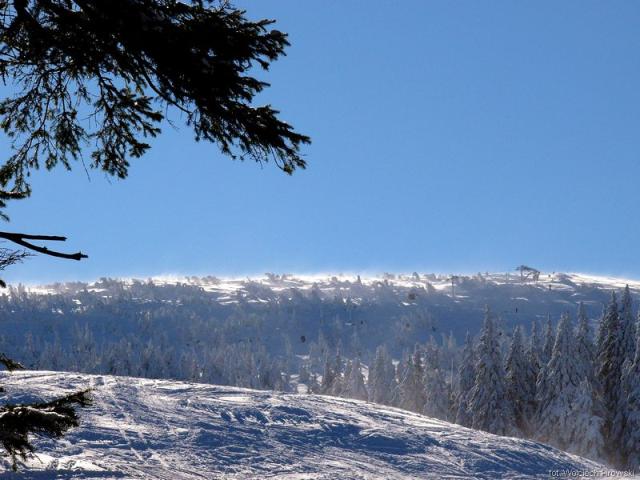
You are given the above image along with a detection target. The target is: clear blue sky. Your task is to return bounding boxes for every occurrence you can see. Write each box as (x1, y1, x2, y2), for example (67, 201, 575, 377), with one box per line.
(3, 1, 640, 283)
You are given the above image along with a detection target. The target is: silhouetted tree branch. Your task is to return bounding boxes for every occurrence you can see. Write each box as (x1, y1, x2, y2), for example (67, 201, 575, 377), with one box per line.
(0, 0, 310, 216)
(0, 232, 87, 260)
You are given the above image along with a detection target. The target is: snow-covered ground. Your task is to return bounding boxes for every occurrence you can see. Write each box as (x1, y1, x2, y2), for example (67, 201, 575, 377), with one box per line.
(0, 371, 615, 479)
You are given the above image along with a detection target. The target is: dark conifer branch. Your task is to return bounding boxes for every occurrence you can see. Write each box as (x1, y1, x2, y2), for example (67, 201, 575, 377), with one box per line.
(0, 389, 92, 470)
(0, 231, 87, 260)
(0, 0, 310, 215)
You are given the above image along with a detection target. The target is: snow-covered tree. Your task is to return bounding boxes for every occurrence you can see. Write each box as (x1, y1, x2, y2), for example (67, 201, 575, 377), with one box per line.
(368, 345, 396, 406)
(535, 313, 582, 450)
(595, 292, 625, 464)
(467, 308, 514, 435)
(345, 357, 368, 401)
(529, 319, 543, 367)
(619, 325, 640, 469)
(422, 340, 449, 420)
(574, 302, 595, 384)
(569, 379, 605, 460)
(505, 326, 530, 435)
(320, 354, 336, 395)
(619, 286, 636, 364)
(397, 346, 426, 413)
(525, 319, 543, 420)
(541, 315, 553, 368)
(454, 332, 475, 427)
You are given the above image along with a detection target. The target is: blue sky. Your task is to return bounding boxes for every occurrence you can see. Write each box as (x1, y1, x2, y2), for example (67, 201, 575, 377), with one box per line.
(2, 1, 640, 283)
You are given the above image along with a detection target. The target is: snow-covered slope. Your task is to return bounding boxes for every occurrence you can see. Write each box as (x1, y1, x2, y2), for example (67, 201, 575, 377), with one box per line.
(1, 371, 607, 479)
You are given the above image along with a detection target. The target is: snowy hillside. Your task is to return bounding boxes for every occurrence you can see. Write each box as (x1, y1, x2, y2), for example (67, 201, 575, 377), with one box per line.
(0, 370, 607, 479)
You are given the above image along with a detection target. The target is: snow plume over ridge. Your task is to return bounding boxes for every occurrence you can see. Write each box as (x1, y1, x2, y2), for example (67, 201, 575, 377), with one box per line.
(22, 270, 640, 298)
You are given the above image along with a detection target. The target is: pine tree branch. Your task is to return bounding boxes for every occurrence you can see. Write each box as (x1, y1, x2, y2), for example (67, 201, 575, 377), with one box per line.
(0, 389, 92, 470)
(0, 231, 87, 260)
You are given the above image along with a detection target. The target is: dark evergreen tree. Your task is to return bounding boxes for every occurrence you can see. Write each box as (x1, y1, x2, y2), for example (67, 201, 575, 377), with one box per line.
(345, 357, 368, 401)
(575, 302, 595, 384)
(595, 292, 625, 466)
(525, 319, 543, 421)
(541, 315, 553, 368)
(368, 345, 396, 406)
(0, 0, 310, 213)
(619, 285, 636, 364)
(620, 325, 640, 469)
(454, 332, 475, 427)
(505, 325, 529, 435)
(422, 339, 449, 420)
(397, 346, 426, 413)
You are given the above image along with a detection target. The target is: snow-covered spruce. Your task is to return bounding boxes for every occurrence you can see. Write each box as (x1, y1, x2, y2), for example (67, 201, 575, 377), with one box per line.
(467, 308, 514, 436)
(505, 325, 530, 435)
(595, 292, 626, 466)
(453, 331, 475, 427)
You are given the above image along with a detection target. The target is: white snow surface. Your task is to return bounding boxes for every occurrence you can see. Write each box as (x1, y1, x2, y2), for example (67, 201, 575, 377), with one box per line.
(0, 371, 612, 479)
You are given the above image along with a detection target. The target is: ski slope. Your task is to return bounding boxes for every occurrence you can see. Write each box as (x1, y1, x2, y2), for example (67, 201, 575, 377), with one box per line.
(0, 371, 610, 479)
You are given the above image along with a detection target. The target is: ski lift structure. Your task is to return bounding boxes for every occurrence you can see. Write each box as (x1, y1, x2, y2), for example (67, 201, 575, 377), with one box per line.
(515, 265, 540, 282)
(448, 275, 460, 298)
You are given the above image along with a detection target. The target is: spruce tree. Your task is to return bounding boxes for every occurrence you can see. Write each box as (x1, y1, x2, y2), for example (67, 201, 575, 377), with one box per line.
(320, 354, 335, 395)
(595, 292, 625, 465)
(575, 302, 595, 384)
(329, 350, 345, 397)
(368, 345, 396, 406)
(525, 319, 543, 421)
(529, 319, 543, 367)
(541, 315, 553, 367)
(397, 346, 426, 413)
(619, 286, 636, 364)
(505, 325, 530, 435)
(345, 358, 368, 401)
(467, 308, 514, 435)
(620, 330, 640, 469)
(535, 313, 582, 450)
(454, 332, 475, 427)
(570, 379, 605, 461)
(0, 1, 310, 212)
(422, 340, 449, 420)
